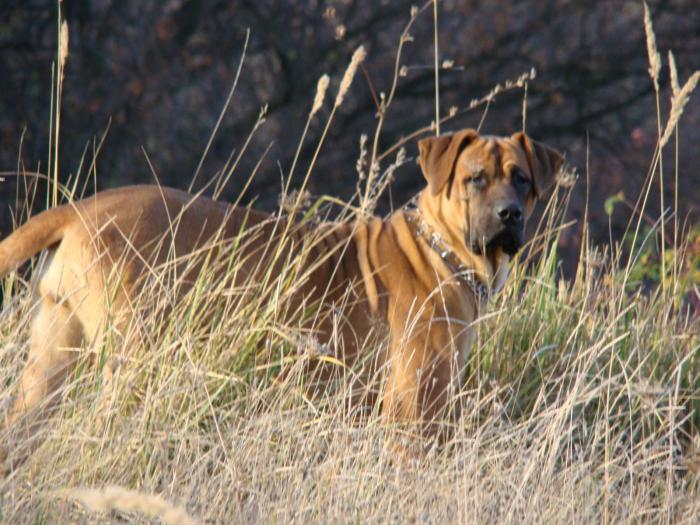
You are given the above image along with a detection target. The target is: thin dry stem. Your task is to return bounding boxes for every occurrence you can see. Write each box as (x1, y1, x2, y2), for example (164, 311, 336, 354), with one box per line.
(188, 29, 250, 192)
(643, 1, 666, 290)
(433, 0, 440, 136)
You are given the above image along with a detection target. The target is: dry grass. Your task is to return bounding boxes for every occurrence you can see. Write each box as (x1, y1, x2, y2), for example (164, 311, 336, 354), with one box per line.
(0, 183, 697, 523)
(0, 4, 699, 524)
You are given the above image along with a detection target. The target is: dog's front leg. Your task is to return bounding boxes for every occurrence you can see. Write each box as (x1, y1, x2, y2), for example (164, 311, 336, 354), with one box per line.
(381, 318, 459, 458)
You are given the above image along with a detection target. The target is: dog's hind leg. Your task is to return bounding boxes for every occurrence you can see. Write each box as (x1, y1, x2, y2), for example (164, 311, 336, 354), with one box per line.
(0, 294, 83, 473)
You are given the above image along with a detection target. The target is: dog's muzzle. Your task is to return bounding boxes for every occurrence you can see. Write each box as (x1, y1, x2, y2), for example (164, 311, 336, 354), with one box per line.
(486, 226, 524, 256)
(470, 227, 523, 256)
(491, 201, 524, 255)
(471, 200, 525, 256)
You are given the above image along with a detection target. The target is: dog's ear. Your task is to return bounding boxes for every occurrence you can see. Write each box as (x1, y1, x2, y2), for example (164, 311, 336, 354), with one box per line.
(418, 129, 478, 196)
(512, 131, 564, 198)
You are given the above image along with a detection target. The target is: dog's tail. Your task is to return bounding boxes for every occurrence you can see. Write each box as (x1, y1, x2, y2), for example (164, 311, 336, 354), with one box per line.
(0, 205, 75, 278)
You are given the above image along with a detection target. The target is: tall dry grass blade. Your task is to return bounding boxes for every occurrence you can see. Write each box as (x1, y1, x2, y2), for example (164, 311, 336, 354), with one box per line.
(188, 29, 250, 192)
(433, 0, 440, 135)
(46, 61, 55, 210)
(666, 50, 681, 298)
(52, 13, 69, 208)
(286, 73, 330, 189)
(301, 46, 366, 206)
(521, 81, 528, 132)
(364, 4, 426, 213)
(642, 1, 666, 290)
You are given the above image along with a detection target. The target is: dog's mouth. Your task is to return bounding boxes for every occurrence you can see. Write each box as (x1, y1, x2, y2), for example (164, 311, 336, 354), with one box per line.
(471, 227, 523, 257)
(487, 229, 523, 256)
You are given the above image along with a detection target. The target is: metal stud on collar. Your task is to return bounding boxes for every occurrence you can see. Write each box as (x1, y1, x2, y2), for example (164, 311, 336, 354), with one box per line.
(403, 197, 490, 303)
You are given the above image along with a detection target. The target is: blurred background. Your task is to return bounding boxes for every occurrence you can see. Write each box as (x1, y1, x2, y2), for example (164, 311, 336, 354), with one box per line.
(1, 0, 699, 271)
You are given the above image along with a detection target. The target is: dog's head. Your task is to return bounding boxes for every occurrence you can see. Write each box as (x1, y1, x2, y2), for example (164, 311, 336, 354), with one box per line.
(418, 129, 563, 257)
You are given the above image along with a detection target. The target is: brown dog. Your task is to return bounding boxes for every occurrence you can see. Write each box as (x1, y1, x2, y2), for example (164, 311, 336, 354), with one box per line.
(0, 130, 562, 467)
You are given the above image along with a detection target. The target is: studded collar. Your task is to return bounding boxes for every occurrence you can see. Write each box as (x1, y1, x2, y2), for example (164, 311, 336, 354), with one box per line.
(402, 196, 490, 303)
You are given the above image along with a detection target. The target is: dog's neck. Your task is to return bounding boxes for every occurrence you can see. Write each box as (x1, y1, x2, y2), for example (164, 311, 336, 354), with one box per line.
(405, 190, 511, 296)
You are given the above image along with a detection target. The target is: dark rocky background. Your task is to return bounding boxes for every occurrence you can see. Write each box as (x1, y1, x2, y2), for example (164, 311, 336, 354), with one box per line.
(1, 0, 699, 269)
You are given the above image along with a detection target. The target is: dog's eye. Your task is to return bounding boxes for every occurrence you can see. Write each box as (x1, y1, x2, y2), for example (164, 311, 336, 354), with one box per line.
(467, 172, 485, 186)
(511, 168, 530, 187)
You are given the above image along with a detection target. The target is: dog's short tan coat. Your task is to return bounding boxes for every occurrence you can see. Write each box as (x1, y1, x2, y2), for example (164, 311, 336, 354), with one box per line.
(0, 130, 562, 467)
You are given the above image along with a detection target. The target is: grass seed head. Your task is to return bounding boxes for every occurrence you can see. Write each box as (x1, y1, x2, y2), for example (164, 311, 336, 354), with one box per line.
(335, 46, 366, 108)
(643, 2, 661, 92)
(311, 74, 330, 118)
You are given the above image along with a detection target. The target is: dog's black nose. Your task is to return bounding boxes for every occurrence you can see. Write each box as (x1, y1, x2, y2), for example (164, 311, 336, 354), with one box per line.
(496, 203, 523, 225)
